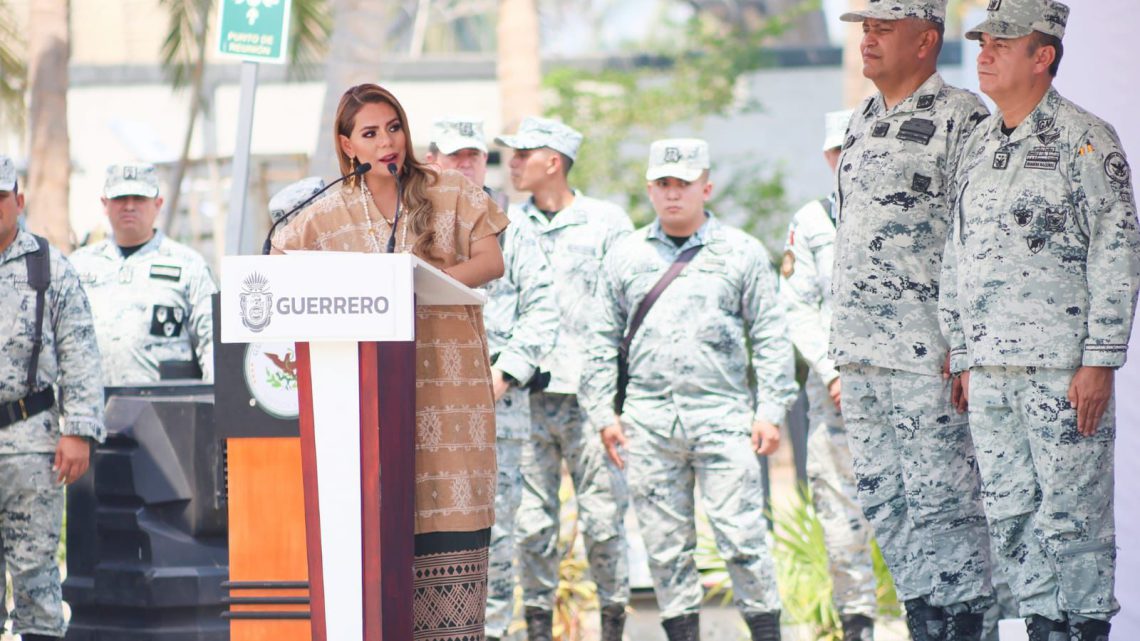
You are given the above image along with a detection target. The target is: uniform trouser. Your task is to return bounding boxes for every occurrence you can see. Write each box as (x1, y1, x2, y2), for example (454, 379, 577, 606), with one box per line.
(485, 437, 524, 637)
(516, 392, 629, 610)
(968, 366, 1118, 622)
(839, 364, 992, 607)
(806, 414, 878, 618)
(625, 414, 781, 620)
(0, 453, 66, 637)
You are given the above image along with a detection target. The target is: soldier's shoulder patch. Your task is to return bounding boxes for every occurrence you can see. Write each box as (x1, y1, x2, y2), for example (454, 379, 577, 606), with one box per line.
(1105, 151, 1131, 185)
(780, 250, 795, 278)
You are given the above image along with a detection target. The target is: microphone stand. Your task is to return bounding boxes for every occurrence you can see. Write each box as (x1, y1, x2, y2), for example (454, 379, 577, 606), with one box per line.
(261, 162, 373, 255)
(386, 162, 402, 254)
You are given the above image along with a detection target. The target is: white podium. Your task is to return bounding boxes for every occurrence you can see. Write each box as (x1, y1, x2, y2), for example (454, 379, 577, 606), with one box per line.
(221, 252, 484, 641)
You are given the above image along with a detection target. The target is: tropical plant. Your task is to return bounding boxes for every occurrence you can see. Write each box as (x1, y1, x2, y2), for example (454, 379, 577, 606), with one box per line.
(0, 2, 25, 133)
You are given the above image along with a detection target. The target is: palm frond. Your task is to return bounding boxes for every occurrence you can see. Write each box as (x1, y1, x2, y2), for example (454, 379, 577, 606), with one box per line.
(286, 0, 332, 81)
(158, 0, 211, 89)
(0, 1, 27, 131)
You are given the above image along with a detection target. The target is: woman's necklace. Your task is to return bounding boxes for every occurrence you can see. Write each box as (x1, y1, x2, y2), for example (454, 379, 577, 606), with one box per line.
(359, 181, 408, 253)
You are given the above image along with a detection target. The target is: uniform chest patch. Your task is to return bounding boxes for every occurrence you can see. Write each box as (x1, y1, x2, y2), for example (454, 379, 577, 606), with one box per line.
(150, 305, 185, 338)
(150, 264, 182, 281)
(1043, 206, 1068, 232)
(1037, 129, 1061, 146)
(1024, 146, 1060, 171)
(1105, 152, 1131, 184)
(872, 122, 891, 138)
(897, 118, 936, 145)
(911, 173, 932, 193)
(916, 95, 936, 110)
(993, 150, 1011, 170)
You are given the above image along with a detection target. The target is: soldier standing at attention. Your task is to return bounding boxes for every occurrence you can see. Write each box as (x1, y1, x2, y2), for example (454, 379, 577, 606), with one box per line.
(495, 117, 632, 641)
(829, 1, 995, 639)
(780, 110, 878, 641)
(70, 163, 217, 385)
(0, 154, 106, 640)
(425, 117, 561, 641)
(581, 139, 797, 641)
(941, 3, 1139, 640)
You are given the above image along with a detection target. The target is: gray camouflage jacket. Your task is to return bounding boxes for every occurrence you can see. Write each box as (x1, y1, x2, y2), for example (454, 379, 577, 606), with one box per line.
(831, 72, 989, 376)
(70, 231, 217, 385)
(1, 230, 105, 454)
(484, 207, 560, 439)
(940, 86, 1140, 372)
(511, 192, 632, 395)
(580, 214, 797, 433)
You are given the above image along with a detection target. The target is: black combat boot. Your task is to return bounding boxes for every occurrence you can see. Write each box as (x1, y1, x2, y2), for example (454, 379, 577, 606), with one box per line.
(601, 603, 627, 641)
(840, 613, 875, 641)
(905, 597, 946, 641)
(524, 606, 554, 641)
(744, 611, 781, 641)
(1025, 615, 1067, 641)
(662, 612, 700, 641)
(1068, 617, 1110, 641)
(945, 611, 985, 641)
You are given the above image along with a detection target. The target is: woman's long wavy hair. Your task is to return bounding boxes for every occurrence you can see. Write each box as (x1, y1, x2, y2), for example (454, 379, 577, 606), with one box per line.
(335, 83, 439, 258)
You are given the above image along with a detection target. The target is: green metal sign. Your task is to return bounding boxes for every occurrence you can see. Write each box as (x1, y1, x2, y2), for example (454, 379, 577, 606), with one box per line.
(216, 0, 292, 64)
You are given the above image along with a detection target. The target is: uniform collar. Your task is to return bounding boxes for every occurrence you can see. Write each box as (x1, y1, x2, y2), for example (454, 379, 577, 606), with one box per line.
(100, 229, 165, 260)
(993, 85, 1062, 145)
(868, 72, 945, 118)
(647, 211, 718, 252)
(0, 230, 44, 265)
(520, 190, 590, 231)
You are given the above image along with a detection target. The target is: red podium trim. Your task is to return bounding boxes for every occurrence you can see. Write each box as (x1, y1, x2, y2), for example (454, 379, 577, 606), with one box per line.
(294, 342, 326, 641)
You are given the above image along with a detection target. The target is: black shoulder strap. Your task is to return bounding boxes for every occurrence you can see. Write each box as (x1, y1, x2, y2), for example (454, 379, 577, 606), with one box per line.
(25, 234, 51, 391)
(614, 243, 703, 413)
(818, 197, 835, 226)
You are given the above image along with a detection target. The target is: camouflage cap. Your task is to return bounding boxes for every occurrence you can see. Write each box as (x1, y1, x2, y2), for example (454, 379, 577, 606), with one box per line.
(840, 0, 947, 24)
(646, 138, 710, 182)
(0, 155, 15, 191)
(494, 117, 583, 162)
(965, 0, 1068, 41)
(431, 117, 488, 155)
(269, 176, 326, 224)
(103, 162, 160, 199)
(823, 109, 854, 151)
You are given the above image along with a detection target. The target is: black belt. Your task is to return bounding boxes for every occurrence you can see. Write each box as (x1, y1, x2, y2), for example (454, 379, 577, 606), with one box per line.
(0, 388, 56, 429)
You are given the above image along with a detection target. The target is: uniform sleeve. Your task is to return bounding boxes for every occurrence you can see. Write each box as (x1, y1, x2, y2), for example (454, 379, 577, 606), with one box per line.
(779, 215, 838, 387)
(744, 246, 797, 426)
(457, 177, 510, 243)
(50, 258, 106, 442)
(939, 224, 969, 373)
(187, 260, 219, 382)
(492, 225, 560, 385)
(579, 250, 627, 430)
(1073, 126, 1140, 367)
(947, 101, 990, 190)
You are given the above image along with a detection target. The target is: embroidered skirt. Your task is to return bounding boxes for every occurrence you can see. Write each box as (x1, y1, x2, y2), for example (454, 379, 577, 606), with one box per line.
(413, 529, 491, 641)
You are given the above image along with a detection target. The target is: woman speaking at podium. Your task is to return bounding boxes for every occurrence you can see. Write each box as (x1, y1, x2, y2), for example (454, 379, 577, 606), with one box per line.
(274, 83, 509, 640)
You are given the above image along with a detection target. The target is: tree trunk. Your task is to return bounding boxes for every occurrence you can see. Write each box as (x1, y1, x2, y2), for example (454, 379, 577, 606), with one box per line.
(496, 0, 541, 134)
(162, 2, 211, 238)
(309, 0, 391, 177)
(25, 0, 72, 251)
(843, 0, 876, 107)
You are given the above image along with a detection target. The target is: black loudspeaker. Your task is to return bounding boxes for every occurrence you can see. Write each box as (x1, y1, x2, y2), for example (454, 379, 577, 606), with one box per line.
(63, 384, 228, 640)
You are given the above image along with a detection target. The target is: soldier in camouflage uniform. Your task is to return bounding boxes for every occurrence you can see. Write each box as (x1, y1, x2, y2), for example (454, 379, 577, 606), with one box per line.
(495, 117, 632, 641)
(581, 139, 797, 641)
(426, 117, 561, 641)
(70, 163, 217, 385)
(780, 111, 877, 641)
(940, 3, 1140, 639)
(0, 155, 106, 640)
(830, 2, 995, 639)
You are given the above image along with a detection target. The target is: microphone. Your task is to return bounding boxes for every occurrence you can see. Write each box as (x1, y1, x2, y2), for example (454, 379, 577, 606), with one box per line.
(386, 162, 402, 253)
(261, 162, 373, 254)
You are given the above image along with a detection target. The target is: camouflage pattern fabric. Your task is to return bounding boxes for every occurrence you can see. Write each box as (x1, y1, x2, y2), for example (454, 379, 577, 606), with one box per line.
(839, 363, 992, 607)
(70, 231, 217, 385)
(0, 454, 65, 637)
(515, 391, 630, 611)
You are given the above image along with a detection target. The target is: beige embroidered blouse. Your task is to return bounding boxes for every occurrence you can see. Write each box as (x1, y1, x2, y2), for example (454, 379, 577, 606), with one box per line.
(276, 169, 510, 533)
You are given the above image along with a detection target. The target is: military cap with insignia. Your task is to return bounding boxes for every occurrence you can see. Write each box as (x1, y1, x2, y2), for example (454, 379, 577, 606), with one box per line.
(0, 154, 17, 191)
(431, 117, 489, 155)
(966, 0, 1069, 41)
(840, 0, 947, 25)
(103, 162, 161, 199)
(495, 117, 583, 162)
